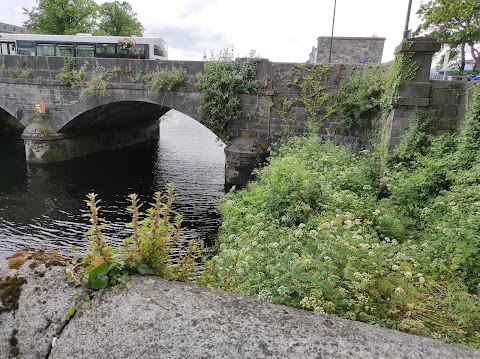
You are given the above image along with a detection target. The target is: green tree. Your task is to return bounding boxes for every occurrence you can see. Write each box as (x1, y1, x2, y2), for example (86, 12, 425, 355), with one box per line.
(416, 0, 480, 70)
(97, 1, 144, 36)
(23, 0, 98, 35)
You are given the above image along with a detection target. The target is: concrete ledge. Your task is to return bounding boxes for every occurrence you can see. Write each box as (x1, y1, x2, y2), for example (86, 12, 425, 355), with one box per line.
(1, 257, 478, 359)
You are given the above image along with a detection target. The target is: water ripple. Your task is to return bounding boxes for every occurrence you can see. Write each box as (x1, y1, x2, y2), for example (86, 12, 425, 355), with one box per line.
(0, 110, 225, 260)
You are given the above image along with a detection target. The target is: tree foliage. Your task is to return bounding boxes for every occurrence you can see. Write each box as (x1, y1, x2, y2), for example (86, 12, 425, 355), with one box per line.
(23, 0, 99, 35)
(416, 0, 480, 70)
(97, 1, 144, 36)
(22, 0, 145, 37)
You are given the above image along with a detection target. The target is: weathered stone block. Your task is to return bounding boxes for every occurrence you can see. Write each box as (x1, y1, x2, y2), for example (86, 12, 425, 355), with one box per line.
(397, 82, 431, 98)
(397, 97, 430, 107)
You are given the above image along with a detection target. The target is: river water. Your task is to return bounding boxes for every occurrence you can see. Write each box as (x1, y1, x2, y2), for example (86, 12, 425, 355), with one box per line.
(0, 110, 226, 260)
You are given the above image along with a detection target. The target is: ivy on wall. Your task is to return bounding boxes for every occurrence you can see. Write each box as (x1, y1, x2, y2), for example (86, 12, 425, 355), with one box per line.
(293, 64, 333, 134)
(195, 49, 259, 140)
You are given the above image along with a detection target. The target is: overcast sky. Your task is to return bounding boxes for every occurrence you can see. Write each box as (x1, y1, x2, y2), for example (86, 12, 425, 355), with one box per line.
(1, 0, 423, 63)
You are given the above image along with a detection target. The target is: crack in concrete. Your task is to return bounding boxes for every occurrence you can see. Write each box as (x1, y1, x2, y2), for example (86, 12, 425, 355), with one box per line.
(45, 318, 70, 359)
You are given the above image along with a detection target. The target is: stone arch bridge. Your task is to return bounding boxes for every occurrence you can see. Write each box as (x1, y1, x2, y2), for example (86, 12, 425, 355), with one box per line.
(0, 38, 469, 184)
(0, 56, 286, 164)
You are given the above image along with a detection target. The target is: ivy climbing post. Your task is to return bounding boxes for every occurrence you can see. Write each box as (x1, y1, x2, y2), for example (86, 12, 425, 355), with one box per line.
(383, 37, 441, 150)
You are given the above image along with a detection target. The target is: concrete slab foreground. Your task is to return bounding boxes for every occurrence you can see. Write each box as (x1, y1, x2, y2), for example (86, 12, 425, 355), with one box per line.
(1, 257, 479, 359)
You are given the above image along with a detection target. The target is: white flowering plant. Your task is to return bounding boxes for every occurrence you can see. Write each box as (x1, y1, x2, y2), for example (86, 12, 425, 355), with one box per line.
(201, 133, 480, 348)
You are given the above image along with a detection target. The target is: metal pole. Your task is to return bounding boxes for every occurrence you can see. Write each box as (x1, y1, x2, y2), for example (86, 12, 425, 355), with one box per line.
(403, 0, 413, 38)
(328, 0, 337, 63)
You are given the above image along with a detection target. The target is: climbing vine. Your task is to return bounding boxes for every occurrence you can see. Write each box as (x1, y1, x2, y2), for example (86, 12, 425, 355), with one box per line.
(377, 45, 421, 156)
(294, 64, 333, 134)
(336, 63, 388, 136)
(380, 45, 420, 113)
(196, 49, 259, 139)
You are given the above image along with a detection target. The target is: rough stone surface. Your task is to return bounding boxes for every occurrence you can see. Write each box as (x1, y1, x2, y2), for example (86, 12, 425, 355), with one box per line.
(315, 37, 386, 64)
(224, 137, 269, 188)
(0, 256, 77, 359)
(0, 259, 479, 359)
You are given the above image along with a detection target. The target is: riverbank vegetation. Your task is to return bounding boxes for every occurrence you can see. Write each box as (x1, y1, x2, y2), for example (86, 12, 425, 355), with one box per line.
(67, 184, 201, 297)
(68, 77, 480, 347)
(203, 85, 480, 348)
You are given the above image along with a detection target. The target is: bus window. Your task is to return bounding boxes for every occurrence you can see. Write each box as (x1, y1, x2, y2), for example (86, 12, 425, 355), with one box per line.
(8, 43, 15, 54)
(56, 44, 74, 57)
(133, 44, 146, 59)
(0, 43, 8, 55)
(96, 43, 116, 58)
(17, 41, 36, 56)
(76, 44, 95, 57)
(37, 43, 55, 56)
(154, 45, 164, 57)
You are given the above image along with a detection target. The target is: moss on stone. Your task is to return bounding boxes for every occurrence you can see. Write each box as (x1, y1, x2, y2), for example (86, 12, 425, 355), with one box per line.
(7, 250, 29, 269)
(9, 329, 19, 357)
(0, 276, 27, 314)
(29, 251, 67, 269)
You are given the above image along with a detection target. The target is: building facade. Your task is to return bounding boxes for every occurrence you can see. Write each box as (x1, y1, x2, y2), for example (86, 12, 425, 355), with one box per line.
(0, 22, 27, 34)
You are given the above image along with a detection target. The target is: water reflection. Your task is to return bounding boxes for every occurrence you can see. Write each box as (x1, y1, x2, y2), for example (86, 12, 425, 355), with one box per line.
(0, 110, 225, 260)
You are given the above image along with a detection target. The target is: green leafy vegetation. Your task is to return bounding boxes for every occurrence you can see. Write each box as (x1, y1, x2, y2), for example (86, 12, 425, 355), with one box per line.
(79, 66, 109, 99)
(68, 184, 201, 294)
(196, 49, 259, 139)
(57, 59, 108, 99)
(57, 58, 86, 87)
(23, 0, 99, 35)
(22, 0, 144, 36)
(416, 0, 480, 71)
(97, 0, 144, 36)
(380, 48, 420, 113)
(336, 63, 387, 135)
(293, 64, 333, 134)
(203, 84, 480, 348)
(146, 65, 187, 92)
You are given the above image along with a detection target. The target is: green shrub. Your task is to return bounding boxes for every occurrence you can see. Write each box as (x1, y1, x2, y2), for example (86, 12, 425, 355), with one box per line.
(202, 133, 480, 348)
(147, 65, 186, 92)
(69, 184, 202, 291)
(196, 49, 259, 139)
(80, 66, 108, 99)
(382, 83, 480, 292)
(57, 58, 86, 87)
(337, 63, 387, 134)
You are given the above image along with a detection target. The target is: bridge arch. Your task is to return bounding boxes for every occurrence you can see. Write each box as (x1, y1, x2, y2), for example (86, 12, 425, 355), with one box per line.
(54, 90, 202, 134)
(0, 98, 26, 127)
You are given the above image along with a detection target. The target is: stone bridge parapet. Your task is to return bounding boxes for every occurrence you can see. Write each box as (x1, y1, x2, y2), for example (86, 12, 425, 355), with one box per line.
(0, 39, 473, 183)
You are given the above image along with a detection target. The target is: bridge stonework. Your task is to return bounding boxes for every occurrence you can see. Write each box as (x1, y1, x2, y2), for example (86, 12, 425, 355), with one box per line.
(0, 38, 472, 184)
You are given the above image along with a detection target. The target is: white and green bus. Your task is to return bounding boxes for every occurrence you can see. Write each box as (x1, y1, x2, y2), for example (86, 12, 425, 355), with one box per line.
(0, 33, 168, 60)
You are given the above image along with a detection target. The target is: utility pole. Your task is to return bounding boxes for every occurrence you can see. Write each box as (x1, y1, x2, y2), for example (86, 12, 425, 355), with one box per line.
(328, 0, 337, 63)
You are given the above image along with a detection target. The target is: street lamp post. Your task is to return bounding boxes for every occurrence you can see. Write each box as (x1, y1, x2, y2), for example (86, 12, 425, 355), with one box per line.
(328, 0, 337, 63)
(403, 0, 413, 38)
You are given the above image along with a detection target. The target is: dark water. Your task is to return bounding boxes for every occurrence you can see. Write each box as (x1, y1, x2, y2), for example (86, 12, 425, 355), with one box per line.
(0, 110, 226, 260)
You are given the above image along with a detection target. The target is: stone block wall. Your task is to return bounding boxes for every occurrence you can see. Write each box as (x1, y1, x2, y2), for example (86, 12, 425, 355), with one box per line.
(0, 52, 474, 157)
(265, 62, 370, 148)
(315, 37, 386, 64)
